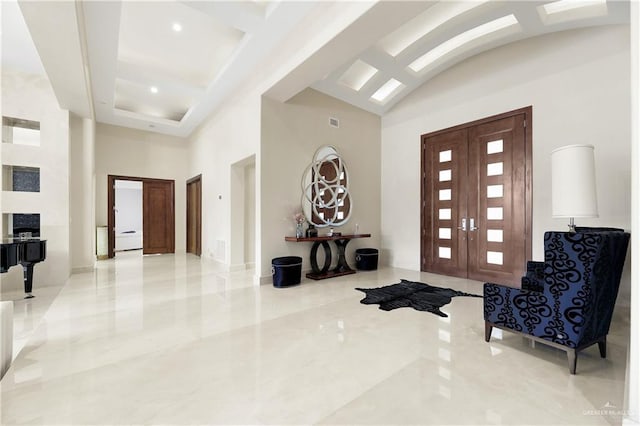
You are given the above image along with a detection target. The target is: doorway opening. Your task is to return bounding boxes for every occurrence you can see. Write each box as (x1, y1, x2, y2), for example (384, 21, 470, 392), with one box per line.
(230, 155, 256, 270)
(114, 180, 143, 254)
(107, 175, 175, 258)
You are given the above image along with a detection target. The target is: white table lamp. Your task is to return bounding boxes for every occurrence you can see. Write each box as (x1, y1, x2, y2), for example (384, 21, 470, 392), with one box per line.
(551, 144, 598, 232)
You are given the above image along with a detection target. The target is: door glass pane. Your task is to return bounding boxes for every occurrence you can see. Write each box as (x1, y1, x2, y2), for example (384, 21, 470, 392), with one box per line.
(487, 229, 503, 242)
(439, 208, 451, 220)
(487, 251, 503, 265)
(487, 207, 503, 220)
(439, 247, 451, 259)
(439, 150, 452, 162)
(487, 140, 503, 154)
(487, 184, 503, 198)
(439, 189, 451, 201)
(439, 169, 452, 181)
(487, 162, 503, 176)
(439, 228, 451, 239)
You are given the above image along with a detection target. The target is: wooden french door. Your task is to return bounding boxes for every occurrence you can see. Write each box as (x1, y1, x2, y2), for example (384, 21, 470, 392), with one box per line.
(421, 107, 532, 285)
(107, 175, 175, 258)
(143, 180, 175, 255)
(186, 175, 202, 256)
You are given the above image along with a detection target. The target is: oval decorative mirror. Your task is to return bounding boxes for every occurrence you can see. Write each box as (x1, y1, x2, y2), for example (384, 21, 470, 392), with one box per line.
(301, 145, 352, 227)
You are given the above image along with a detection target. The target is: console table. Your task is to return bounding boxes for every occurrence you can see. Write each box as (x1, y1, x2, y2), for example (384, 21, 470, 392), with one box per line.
(284, 234, 371, 280)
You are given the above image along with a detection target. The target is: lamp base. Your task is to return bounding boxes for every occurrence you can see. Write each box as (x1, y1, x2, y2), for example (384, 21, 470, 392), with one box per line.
(568, 217, 576, 233)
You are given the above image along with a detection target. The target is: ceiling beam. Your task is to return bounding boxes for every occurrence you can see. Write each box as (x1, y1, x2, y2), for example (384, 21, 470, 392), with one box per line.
(18, 0, 92, 118)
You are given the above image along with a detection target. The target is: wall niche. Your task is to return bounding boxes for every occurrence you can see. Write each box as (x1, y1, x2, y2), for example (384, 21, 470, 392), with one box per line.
(2, 116, 40, 146)
(2, 213, 41, 238)
(2, 165, 40, 192)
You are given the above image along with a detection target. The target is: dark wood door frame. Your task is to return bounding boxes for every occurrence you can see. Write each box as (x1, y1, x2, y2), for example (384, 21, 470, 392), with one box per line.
(186, 174, 202, 256)
(420, 106, 532, 284)
(107, 175, 176, 258)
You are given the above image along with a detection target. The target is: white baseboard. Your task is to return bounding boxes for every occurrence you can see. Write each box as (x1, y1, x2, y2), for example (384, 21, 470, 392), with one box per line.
(71, 266, 95, 274)
(259, 274, 273, 285)
(229, 262, 256, 272)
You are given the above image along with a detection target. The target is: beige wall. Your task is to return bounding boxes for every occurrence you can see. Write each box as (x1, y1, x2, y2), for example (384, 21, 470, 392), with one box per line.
(187, 93, 261, 268)
(184, 1, 379, 280)
(261, 88, 381, 280)
(381, 25, 631, 299)
(1, 70, 70, 291)
(94, 123, 189, 252)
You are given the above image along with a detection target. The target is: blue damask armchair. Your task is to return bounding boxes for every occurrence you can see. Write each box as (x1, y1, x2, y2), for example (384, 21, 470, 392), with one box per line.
(483, 228, 630, 374)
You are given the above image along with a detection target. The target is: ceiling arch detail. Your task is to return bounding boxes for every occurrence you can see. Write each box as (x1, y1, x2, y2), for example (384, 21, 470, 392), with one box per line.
(8, 0, 630, 137)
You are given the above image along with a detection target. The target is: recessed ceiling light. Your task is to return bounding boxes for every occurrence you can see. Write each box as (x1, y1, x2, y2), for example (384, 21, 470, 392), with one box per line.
(538, 0, 608, 24)
(370, 78, 405, 103)
(378, 1, 489, 57)
(150, 86, 158, 94)
(338, 60, 379, 91)
(172, 22, 182, 32)
(408, 14, 519, 73)
(542, 0, 607, 15)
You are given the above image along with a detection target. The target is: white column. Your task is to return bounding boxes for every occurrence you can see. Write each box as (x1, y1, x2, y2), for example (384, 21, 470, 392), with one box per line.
(0, 301, 14, 379)
(69, 115, 96, 272)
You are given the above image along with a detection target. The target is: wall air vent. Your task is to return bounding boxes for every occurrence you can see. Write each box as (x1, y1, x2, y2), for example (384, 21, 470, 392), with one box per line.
(329, 117, 340, 128)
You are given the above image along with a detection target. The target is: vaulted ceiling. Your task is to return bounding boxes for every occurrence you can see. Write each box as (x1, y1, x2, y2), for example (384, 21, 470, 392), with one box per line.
(2, 0, 630, 138)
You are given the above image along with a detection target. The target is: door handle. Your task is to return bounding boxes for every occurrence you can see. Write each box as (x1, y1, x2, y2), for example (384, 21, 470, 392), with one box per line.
(457, 218, 467, 231)
(469, 218, 478, 231)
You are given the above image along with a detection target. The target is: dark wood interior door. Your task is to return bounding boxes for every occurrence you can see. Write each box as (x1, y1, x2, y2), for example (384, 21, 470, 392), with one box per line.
(186, 175, 202, 256)
(421, 107, 531, 286)
(143, 180, 175, 255)
(467, 114, 527, 283)
(422, 128, 469, 278)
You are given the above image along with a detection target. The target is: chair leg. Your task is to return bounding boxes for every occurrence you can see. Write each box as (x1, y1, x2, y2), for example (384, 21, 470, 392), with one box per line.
(567, 349, 577, 375)
(598, 337, 607, 358)
(485, 322, 492, 342)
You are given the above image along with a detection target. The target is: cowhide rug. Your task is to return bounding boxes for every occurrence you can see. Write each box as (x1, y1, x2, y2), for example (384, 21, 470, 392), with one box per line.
(356, 279, 482, 317)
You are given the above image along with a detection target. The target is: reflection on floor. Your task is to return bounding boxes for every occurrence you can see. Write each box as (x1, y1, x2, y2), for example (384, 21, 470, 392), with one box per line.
(0, 253, 630, 425)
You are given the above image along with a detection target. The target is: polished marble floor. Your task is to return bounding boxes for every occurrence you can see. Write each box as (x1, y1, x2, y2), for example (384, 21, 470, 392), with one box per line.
(0, 252, 630, 425)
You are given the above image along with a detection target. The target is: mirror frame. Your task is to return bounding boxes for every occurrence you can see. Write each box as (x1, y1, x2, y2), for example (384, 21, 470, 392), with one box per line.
(301, 145, 352, 228)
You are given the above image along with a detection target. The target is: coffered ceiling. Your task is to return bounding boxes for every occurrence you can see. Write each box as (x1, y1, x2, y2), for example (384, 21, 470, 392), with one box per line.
(2, 0, 630, 138)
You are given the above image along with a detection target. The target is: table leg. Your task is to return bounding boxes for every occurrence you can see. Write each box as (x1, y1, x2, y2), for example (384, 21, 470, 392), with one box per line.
(333, 238, 354, 274)
(309, 241, 331, 274)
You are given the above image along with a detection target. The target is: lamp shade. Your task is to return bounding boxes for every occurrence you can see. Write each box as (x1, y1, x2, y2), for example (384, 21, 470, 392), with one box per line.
(551, 144, 598, 218)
